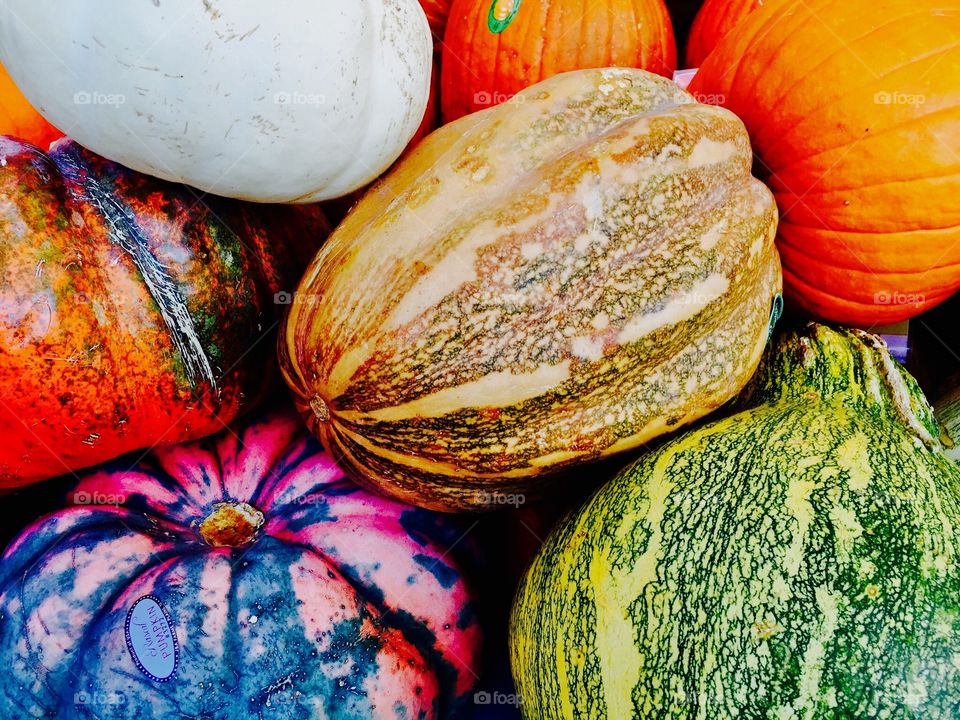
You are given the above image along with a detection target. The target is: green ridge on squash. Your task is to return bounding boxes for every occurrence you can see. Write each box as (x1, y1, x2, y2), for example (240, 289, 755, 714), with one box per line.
(510, 323, 960, 719)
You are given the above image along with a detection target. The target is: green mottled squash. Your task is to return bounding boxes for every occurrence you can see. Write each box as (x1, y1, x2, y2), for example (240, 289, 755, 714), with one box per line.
(511, 324, 960, 719)
(281, 67, 781, 512)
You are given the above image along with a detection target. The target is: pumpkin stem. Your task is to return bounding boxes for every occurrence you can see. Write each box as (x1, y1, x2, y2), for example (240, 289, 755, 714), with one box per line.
(737, 322, 942, 449)
(310, 394, 330, 423)
(199, 501, 264, 547)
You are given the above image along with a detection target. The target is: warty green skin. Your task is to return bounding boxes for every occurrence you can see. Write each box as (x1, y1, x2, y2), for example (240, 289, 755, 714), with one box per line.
(510, 324, 960, 719)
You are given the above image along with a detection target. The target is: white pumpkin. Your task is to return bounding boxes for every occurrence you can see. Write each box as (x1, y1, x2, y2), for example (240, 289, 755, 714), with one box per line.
(0, 0, 432, 202)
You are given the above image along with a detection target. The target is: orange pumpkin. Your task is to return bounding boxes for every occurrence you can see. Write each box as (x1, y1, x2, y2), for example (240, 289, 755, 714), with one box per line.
(420, 0, 452, 38)
(0, 63, 62, 149)
(690, 0, 960, 325)
(441, 0, 677, 122)
(685, 0, 781, 67)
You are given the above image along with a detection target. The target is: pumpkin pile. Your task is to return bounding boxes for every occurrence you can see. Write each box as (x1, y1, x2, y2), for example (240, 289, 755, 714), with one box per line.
(0, 1, 958, 718)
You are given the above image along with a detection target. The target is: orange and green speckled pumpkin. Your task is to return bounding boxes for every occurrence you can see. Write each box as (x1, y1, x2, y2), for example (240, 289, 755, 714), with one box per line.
(0, 137, 327, 487)
(281, 68, 782, 512)
(440, 0, 677, 122)
(0, 62, 62, 149)
(689, 0, 960, 325)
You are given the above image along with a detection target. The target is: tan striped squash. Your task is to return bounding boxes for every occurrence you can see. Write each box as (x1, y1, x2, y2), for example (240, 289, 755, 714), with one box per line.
(280, 68, 782, 512)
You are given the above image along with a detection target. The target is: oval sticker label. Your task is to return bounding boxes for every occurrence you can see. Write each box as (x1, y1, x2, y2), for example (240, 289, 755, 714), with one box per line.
(488, 0, 521, 33)
(125, 595, 179, 682)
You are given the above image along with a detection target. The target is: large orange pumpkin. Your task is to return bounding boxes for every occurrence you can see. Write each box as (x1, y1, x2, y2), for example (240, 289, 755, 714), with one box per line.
(420, 0, 452, 38)
(685, 0, 781, 67)
(690, 0, 960, 325)
(0, 63, 62, 149)
(441, 0, 677, 122)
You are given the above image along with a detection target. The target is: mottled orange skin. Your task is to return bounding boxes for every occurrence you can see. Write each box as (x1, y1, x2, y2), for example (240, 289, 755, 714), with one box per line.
(0, 63, 63, 149)
(0, 137, 326, 487)
(441, 0, 677, 122)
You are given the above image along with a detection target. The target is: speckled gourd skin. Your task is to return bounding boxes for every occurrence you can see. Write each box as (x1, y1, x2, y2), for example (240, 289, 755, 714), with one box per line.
(510, 324, 960, 719)
(281, 67, 781, 512)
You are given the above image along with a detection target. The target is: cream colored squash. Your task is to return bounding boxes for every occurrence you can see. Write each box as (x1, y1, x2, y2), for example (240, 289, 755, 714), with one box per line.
(281, 68, 783, 511)
(0, 0, 432, 202)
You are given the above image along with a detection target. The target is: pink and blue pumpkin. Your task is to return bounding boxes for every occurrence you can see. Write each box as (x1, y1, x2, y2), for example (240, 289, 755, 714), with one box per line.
(0, 410, 481, 719)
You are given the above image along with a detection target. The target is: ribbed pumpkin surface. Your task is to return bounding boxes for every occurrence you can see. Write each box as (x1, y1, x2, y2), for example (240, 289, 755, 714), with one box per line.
(511, 324, 960, 718)
(689, 0, 960, 324)
(441, 0, 677, 121)
(281, 68, 781, 512)
(685, 0, 776, 67)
